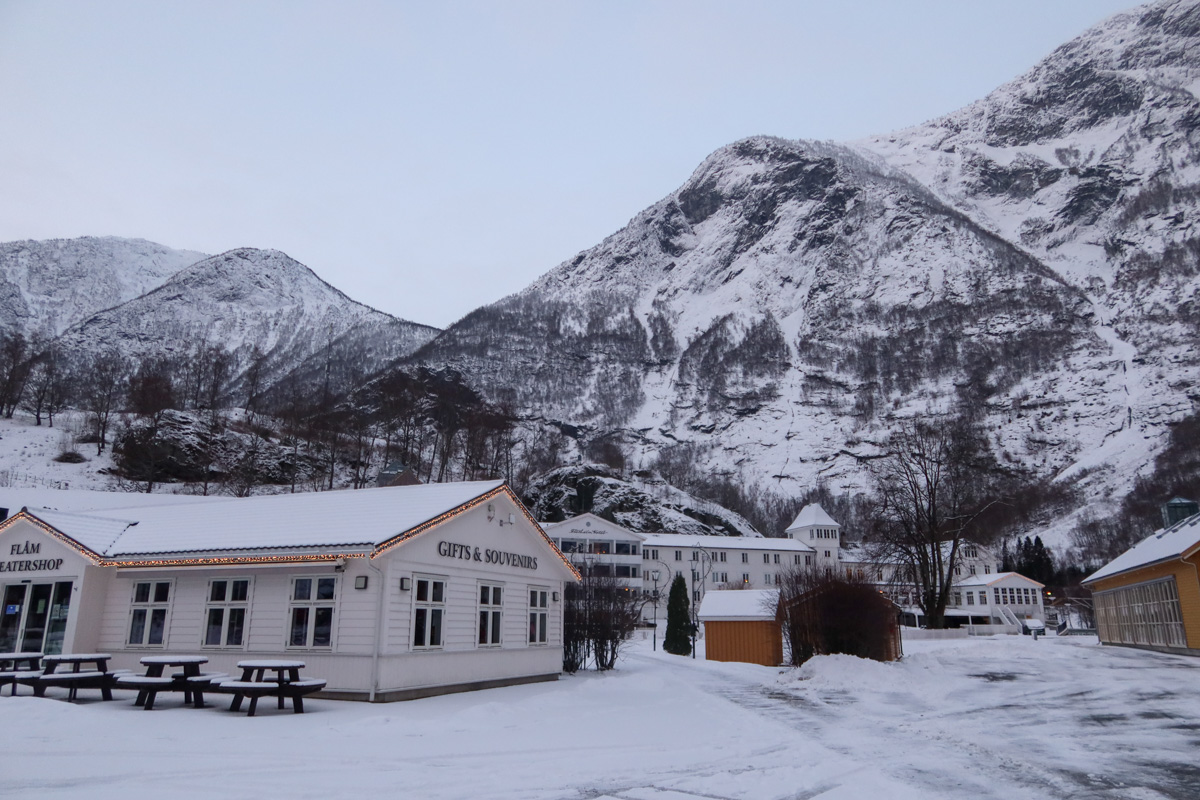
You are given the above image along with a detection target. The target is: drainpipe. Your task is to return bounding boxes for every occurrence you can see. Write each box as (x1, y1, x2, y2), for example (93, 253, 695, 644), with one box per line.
(366, 559, 386, 702)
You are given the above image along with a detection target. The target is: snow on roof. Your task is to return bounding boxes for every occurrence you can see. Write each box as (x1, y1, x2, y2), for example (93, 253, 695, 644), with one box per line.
(641, 532, 815, 552)
(698, 589, 779, 620)
(25, 508, 141, 556)
(12, 480, 506, 557)
(785, 503, 839, 531)
(542, 514, 647, 540)
(1084, 511, 1200, 585)
(957, 572, 1044, 588)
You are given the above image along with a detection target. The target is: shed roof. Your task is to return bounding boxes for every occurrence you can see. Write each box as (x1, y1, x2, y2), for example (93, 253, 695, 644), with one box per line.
(698, 589, 779, 621)
(1084, 511, 1200, 585)
(785, 504, 839, 532)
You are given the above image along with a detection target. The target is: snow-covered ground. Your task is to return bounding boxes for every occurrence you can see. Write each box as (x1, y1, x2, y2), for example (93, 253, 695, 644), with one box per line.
(2, 634, 1197, 799)
(0, 411, 120, 492)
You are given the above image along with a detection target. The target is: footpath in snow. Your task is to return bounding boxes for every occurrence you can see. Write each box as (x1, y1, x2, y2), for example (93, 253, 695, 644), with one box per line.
(1, 634, 1197, 799)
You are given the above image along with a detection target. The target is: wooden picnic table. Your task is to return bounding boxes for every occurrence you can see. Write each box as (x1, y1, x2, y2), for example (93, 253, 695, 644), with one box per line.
(36, 653, 116, 701)
(119, 655, 212, 709)
(236, 659, 304, 684)
(0, 652, 43, 696)
(217, 660, 325, 716)
(139, 654, 208, 678)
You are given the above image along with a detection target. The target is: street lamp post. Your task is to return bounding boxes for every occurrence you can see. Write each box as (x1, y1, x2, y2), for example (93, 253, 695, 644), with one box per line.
(650, 569, 661, 651)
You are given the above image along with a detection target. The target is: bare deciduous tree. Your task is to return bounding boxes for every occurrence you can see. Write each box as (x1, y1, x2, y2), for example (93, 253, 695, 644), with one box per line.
(866, 417, 997, 629)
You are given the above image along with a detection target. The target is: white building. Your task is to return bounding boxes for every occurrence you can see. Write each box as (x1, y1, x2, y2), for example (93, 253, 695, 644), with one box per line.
(544, 514, 816, 622)
(546, 503, 1045, 631)
(0, 481, 579, 701)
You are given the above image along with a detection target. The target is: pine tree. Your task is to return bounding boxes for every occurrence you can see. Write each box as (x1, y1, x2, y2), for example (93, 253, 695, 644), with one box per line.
(663, 574, 692, 656)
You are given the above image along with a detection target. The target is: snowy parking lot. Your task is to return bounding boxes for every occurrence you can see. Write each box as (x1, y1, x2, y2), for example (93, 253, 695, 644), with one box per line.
(1, 634, 1197, 800)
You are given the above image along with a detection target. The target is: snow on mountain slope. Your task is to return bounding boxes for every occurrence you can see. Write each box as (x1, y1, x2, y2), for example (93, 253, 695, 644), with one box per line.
(415, 136, 1118, 504)
(857, 0, 1200, 499)
(413, 0, 1200, 539)
(0, 236, 208, 336)
(58, 247, 439, 387)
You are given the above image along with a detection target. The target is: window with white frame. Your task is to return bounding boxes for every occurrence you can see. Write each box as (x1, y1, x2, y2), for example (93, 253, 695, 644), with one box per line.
(742, 573, 750, 584)
(413, 576, 446, 649)
(773, 554, 780, 564)
(479, 584, 503, 646)
(528, 587, 549, 644)
(805, 555, 812, 566)
(674, 550, 682, 561)
(128, 580, 173, 647)
(204, 578, 250, 647)
(763, 553, 770, 564)
(966, 592, 975, 605)
(764, 573, 772, 585)
(289, 576, 336, 648)
(743, 553, 750, 563)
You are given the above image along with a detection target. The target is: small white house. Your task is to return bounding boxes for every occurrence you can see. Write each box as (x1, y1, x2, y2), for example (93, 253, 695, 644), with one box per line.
(0, 481, 579, 701)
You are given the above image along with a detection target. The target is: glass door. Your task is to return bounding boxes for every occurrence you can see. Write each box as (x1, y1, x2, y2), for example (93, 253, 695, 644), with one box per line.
(1, 584, 27, 652)
(19, 583, 53, 652)
(0, 581, 74, 653)
(44, 582, 73, 655)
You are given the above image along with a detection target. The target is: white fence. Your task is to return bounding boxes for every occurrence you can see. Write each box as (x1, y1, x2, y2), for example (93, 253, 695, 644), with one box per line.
(901, 628, 968, 641)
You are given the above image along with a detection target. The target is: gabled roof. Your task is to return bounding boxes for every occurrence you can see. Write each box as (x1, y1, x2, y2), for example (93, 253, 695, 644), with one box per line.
(4, 481, 502, 558)
(785, 503, 839, 532)
(698, 589, 779, 620)
(1084, 511, 1200, 585)
(542, 513, 647, 540)
(957, 572, 1045, 588)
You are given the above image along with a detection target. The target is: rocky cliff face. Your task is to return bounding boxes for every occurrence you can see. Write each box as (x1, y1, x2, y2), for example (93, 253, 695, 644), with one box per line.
(523, 464, 762, 537)
(413, 0, 1200, 525)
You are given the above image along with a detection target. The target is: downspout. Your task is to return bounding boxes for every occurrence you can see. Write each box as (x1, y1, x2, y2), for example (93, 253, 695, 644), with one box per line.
(366, 559, 386, 702)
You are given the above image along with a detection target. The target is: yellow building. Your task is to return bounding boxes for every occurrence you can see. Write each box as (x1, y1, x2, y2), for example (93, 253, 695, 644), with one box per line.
(1082, 501, 1200, 657)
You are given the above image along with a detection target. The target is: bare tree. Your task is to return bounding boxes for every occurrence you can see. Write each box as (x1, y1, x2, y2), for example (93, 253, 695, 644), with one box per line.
(122, 357, 178, 493)
(777, 567, 900, 665)
(79, 350, 129, 455)
(562, 570, 641, 672)
(0, 331, 33, 418)
(866, 417, 996, 629)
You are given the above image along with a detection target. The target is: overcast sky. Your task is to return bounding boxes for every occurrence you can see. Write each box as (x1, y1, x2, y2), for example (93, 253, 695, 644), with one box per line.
(0, 0, 1137, 328)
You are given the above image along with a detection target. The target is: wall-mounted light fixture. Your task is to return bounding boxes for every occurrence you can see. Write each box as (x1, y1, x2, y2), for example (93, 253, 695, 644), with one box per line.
(354, 575, 369, 590)
(399, 577, 411, 591)
(552, 591, 559, 602)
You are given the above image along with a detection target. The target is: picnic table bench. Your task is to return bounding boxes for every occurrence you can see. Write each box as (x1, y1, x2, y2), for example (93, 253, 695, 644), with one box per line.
(0, 652, 43, 697)
(116, 655, 226, 710)
(211, 660, 326, 716)
(34, 654, 120, 702)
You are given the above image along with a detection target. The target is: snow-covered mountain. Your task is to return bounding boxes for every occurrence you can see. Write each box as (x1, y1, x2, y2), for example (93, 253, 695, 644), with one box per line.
(858, 0, 1200, 496)
(58, 247, 439, 388)
(412, 0, 1200, 521)
(0, 236, 208, 336)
